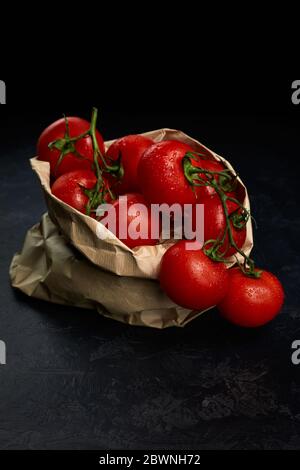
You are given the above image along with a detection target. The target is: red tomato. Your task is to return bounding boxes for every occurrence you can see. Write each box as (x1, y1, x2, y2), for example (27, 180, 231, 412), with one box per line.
(37, 117, 105, 178)
(194, 159, 228, 202)
(159, 240, 229, 310)
(218, 268, 284, 327)
(106, 135, 154, 194)
(189, 157, 245, 205)
(138, 140, 199, 206)
(223, 184, 246, 213)
(51, 170, 100, 215)
(100, 193, 160, 249)
(203, 196, 247, 257)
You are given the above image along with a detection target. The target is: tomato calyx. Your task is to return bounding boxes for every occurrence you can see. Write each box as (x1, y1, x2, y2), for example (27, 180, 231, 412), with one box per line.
(48, 115, 91, 174)
(104, 151, 124, 180)
(238, 264, 263, 279)
(183, 152, 238, 194)
(229, 207, 249, 230)
(48, 110, 124, 180)
(81, 183, 115, 217)
(183, 152, 260, 279)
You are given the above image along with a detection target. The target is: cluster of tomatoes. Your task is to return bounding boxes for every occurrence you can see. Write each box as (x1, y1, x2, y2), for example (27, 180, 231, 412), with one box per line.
(37, 109, 284, 328)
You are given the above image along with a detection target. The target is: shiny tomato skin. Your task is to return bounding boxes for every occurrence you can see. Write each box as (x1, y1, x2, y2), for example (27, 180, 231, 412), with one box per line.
(106, 135, 154, 194)
(101, 193, 160, 249)
(218, 268, 284, 327)
(193, 159, 226, 201)
(37, 117, 105, 178)
(138, 140, 199, 206)
(51, 170, 97, 214)
(203, 197, 247, 257)
(159, 240, 229, 310)
(194, 158, 246, 208)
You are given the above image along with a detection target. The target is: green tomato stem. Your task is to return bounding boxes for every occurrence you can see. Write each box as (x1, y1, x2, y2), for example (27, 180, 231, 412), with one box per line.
(183, 153, 260, 278)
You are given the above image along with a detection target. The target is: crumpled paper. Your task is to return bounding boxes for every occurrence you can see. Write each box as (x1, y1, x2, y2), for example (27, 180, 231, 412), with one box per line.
(10, 213, 199, 328)
(10, 129, 253, 328)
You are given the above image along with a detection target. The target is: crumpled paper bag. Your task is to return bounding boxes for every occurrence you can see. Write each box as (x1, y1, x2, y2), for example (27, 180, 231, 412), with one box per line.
(10, 213, 199, 328)
(10, 129, 254, 328)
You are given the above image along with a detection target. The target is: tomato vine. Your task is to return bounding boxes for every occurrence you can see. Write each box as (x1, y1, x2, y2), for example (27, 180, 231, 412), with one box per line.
(183, 152, 261, 278)
(49, 108, 123, 215)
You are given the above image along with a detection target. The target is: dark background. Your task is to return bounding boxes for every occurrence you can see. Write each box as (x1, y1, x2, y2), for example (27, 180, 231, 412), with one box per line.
(0, 77, 299, 449)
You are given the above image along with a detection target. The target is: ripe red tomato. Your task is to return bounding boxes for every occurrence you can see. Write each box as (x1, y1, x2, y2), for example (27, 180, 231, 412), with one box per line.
(106, 135, 154, 194)
(218, 268, 284, 327)
(194, 159, 227, 202)
(189, 157, 245, 205)
(100, 193, 160, 249)
(37, 117, 105, 178)
(159, 240, 229, 310)
(138, 140, 199, 206)
(51, 170, 99, 214)
(203, 196, 247, 256)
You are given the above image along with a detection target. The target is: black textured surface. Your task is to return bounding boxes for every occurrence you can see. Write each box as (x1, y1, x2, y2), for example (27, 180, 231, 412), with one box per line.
(0, 111, 299, 450)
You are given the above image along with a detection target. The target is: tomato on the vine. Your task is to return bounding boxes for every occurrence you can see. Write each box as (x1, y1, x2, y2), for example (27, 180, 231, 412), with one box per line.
(52, 170, 97, 214)
(51, 170, 112, 215)
(106, 135, 154, 194)
(197, 163, 245, 210)
(38, 117, 105, 178)
(138, 140, 200, 206)
(99, 193, 160, 249)
(159, 240, 229, 310)
(218, 268, 284, 327)
(192, 158, 229, 202)
(138, 139, 241, 208)
(203, 196, 247, 257)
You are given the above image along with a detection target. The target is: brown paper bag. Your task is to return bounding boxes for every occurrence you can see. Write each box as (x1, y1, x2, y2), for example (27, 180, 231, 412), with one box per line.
(10, 213, 199, 328)
(10, 129, 254, 328)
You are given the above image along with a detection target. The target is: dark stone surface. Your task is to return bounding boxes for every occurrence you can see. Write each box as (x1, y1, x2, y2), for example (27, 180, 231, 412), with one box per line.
(0, 111, 299, 449)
